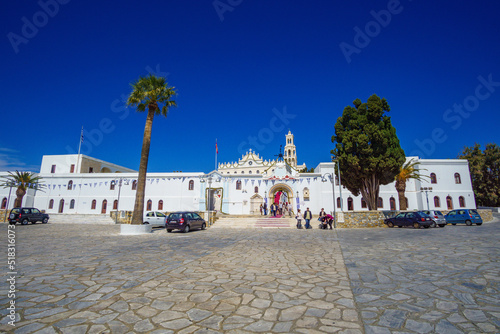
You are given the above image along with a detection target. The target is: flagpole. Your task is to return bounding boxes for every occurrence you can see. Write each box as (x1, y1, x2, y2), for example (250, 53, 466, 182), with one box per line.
(215, 139, 218, 171)
(76, 126, 83, 173)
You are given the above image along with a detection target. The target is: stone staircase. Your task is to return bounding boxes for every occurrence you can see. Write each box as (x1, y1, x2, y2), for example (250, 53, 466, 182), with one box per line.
(47, 213, 116, 225)
(211, 216, 296, 229)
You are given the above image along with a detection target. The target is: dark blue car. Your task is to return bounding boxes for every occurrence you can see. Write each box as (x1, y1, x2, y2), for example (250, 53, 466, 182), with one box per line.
(445, 209, 482, 226)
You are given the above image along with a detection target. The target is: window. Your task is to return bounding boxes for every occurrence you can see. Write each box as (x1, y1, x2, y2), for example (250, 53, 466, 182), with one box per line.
(459, 196, 465, 207)
(113, 200, 118, 210)
(70, 199, 75, 209)
(51, 165, 56, 173)
(361, 198, 367, 208)
(303, 188, 310, 200)
(254, 186, 259, 193)
(70, 164, 75, 173)
(430, 173, 437, 184)
(89, 167, 94, 173)
(91, 199, 96, 210)
(347, 197, 354, 211)
(188, 180, 194, 190)
(158, 200, 163, 210)
(132, 180, 137, 190)
(446, 196, 453, 210)
(390, 197, 396, 211)
(434, 196, 441, 207)
(337, 197, 341, 208)
(256, 170, 260, 174)
(146, 200, 152, 211)
(49, 199, 54, 209)
(110, 181, 115, 190)
(68, 180, 73, 190)
(58, 199, 64, 213)
(455, 173, 461, 184)
(1, 197, 6, 209)
(377, 197, 383, 208)
(236, 180, 242, 190)
(101, 200, 107, 214)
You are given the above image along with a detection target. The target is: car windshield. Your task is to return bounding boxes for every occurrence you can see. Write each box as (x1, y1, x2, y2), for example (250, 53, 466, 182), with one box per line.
(11, 208, 20, 214)
(157, 212, 166, 217)
(169, 213, 182, 220)
(436, 211, 443, 215)
(469, 209, 479, 215)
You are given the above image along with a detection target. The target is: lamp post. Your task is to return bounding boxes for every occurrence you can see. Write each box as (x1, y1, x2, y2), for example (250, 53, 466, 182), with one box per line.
(321, 173, 336, 228)
(3, 182, 14, 222)
(332, 158, 343, 211)
(200, 175, 213, 225)
(420, 187, 433, 210)
(112, 178, 123, 224)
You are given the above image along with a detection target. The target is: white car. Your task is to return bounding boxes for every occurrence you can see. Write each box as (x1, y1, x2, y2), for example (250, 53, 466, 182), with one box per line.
(143, 211, 167, 227)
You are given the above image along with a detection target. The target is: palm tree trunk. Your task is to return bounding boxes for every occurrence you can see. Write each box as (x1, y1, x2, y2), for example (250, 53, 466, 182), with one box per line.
(131, 109, 155, 224)
(395, 181, 407, 210)
(14, 187, 26, 208)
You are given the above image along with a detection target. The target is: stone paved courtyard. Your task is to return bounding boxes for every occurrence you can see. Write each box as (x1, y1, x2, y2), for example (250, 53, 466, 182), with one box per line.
(0, 218, 499, 333)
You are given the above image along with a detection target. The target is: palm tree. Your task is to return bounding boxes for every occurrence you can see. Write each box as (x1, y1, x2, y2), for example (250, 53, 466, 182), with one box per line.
(127, 74, 177, 224)
(0, 171, 44, 207)
(395, 159, 428, 210)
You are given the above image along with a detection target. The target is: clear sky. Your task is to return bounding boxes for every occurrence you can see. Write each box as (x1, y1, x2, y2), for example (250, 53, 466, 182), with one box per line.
(2, 0, 499, 173)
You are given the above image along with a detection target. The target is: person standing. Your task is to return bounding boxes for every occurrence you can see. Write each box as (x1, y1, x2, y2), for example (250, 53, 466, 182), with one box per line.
(304, 207, 313, 229)
(270, 203, 277, 217)
(260, 204, 263, 215)
(319, 208, 326, 218)
(263, 202, 268, 215)
(295, 209, 303, 229)
(288, 202, 293, 217)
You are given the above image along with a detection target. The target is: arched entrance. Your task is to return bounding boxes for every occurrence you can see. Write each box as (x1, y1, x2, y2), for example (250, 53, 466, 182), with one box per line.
(267, 183, 295, 214)
(250, 194, 263, 215)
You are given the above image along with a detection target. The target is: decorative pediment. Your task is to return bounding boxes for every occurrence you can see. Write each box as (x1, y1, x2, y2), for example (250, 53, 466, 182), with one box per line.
(263, 160, 299, 180)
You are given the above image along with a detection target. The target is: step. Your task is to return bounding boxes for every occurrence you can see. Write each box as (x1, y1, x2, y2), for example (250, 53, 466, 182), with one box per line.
(212, 217, 297, 229)
(47, 214, 116, 225)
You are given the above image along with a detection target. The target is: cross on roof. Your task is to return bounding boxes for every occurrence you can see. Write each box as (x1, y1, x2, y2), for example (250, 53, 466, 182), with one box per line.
(275, 145, 284, 161)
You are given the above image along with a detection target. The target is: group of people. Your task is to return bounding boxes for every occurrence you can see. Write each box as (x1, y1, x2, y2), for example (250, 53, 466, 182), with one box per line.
(259, 202, 293, 217)
(295, 207, 334, 229)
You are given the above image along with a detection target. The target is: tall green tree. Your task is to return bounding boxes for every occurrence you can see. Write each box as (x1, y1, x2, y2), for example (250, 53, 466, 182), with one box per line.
(332, 94, 405, 210)
(395, 159, 428, 210)
(459, 143, 500, 207)
(127, 74, 177, 224)
(0, 171, 44, 207)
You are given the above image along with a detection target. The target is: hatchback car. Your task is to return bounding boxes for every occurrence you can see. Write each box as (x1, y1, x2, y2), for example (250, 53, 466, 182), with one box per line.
(421, 210, 447, 227)
(445, 209, 483, 226)
(384, 211, 434, 229)
(9, 207, 49, 225)
(143, 211, 167, 227)
(166, 211, 206, 233)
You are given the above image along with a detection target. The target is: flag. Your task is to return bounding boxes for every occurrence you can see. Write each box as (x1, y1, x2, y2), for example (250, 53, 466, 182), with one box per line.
(215, 140, 218, 154)
(80, 127, 84, 143)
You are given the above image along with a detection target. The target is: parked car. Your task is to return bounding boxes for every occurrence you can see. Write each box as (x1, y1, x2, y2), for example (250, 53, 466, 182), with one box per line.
(166, 211, 206, 233)
(445, 209, 483, 226)
(421, 210, 447, 227)
(384, 211, 434, 229)
(9, 207, 49, 225)
(143, 211, 167, 227)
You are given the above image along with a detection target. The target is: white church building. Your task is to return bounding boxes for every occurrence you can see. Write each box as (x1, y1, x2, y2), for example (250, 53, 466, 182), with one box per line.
(0, 131, 476, 216)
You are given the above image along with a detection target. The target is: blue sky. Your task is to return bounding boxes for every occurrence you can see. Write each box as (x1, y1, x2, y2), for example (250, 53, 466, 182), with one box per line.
(2, 0, 499, 173)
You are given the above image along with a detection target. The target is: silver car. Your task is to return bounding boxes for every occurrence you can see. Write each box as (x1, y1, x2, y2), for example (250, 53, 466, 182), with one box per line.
(421, 210, 446, 227)
(143, 211, 167, 227)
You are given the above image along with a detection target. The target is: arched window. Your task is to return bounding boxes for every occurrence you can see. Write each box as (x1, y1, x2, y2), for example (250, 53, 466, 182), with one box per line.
(58, 199, 64, 213)
(1, 197, 6, 209)
(254, 186, 259, 193)
(459, 196, 465, 207)
(147, 199, 152, 211)
(337, 197, 341, 208)
(377, 197, 383, 208)
(70, 199, 75, 209)
(188, 180, 194, 190)
(110, 181, 115, 190)
(446, 196, 453, 210)
(249, 171, 252, 174)
(49, 199, 54, 209)
(390, 197, 396, 211)
(91, 199, 96, 210)
(158, 200, 163, 210)
(455, 173, 461, 184)
(236, 180, 242, 190)
(361, 198, 367, 209)
(430, 173, 437, 184)
(132, 180, 137, 190)
(68, 180, 73, 190)
(347, 197, 354, 211)
(303, 188, 310, 200)
(256, 170, 260, 174)
(113, 200, 118, 210)
(434, 196, 441, 207)
(101, 200, 107, 214)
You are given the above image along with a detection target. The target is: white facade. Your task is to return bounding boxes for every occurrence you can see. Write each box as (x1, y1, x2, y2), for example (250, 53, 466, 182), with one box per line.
(0, 153, 476, 216)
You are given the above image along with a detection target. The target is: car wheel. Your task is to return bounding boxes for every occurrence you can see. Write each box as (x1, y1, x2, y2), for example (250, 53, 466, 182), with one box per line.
(9, 222, 15, 225)
(201, 222, 206, 230)
(438, 224, 446, 228)
(21, 219, 29, 225)
(167, 229, 172, 233)
(42, 217, 48, 224)
(476, 223, 482, 226)
(430, 221, 436, 228)
(465, 220, 472, 226)
(183, 225, 190, 233)
(413, 222, 420, 229)
(143, 222, 149, 225)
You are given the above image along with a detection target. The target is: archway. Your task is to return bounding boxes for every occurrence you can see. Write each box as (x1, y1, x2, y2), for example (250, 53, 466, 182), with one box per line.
(250, 194, 263, 215)
(268, 183, 294, 205)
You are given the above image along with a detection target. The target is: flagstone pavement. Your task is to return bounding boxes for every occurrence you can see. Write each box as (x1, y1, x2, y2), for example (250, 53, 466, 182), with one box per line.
(0, 218, 499, 333)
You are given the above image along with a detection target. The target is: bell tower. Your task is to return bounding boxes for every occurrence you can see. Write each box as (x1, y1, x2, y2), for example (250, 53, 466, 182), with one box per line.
(284, 130, 297, 168)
